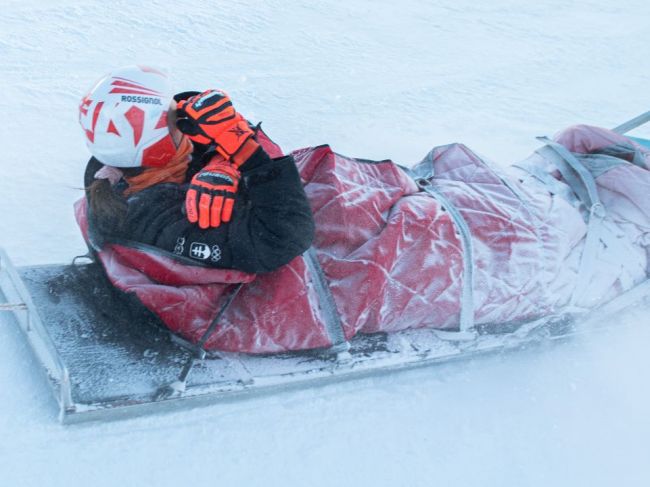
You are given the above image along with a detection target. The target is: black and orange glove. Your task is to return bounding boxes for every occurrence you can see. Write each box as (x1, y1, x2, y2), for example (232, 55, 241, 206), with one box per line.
(176, 89, 259, 168)
(186, 158, 241, 229)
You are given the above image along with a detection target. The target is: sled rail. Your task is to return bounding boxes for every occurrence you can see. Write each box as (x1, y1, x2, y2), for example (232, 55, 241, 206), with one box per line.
(1, 253, 649, 424)
(0, 248, 74, 421)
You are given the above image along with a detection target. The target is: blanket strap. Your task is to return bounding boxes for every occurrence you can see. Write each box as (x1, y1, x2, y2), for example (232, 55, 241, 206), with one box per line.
(304, 247, 350, 353)
(513, 155, 581, 208)
(419, 181, 475, 332)
(399, 166, 476, 334)
(535, 137, 607, 306)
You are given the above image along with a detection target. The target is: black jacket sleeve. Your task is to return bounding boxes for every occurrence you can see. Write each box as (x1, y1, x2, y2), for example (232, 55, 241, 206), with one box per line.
(91, 148, 315, 274)
(227, 149, 316, 272)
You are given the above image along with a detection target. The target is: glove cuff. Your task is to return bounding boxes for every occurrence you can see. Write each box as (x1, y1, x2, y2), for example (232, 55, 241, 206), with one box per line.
(216, 136, 260, 169)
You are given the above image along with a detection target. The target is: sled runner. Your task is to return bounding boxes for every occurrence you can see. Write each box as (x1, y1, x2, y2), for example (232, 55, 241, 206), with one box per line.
(2, 111, 650, 424)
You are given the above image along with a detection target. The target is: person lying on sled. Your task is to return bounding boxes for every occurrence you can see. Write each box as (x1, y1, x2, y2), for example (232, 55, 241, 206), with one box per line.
(78, 66, 650, 355)
(81, 66, 315, 274)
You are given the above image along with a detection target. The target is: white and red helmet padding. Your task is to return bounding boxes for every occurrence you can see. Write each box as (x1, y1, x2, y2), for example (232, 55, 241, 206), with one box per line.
(79, 65, 176, 168)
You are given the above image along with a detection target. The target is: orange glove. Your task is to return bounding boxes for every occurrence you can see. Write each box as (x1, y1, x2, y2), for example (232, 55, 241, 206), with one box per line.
(185, 158, 240, 228)
(176, 89, 259, 168)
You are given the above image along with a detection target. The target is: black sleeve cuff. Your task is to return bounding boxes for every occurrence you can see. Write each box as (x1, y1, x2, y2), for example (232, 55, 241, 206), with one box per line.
(238, 146, 272, 172)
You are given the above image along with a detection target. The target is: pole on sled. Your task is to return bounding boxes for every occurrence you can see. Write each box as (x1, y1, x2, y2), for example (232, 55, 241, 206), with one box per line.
(612, 110, 650, 135)
(154, 283, 245, 401)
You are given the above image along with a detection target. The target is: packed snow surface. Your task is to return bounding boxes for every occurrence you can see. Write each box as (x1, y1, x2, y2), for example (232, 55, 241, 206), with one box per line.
(1, 0, 649, 485)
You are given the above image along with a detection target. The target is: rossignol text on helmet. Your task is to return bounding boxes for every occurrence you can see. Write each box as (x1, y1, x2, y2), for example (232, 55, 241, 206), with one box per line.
(78, 65, 176, 168)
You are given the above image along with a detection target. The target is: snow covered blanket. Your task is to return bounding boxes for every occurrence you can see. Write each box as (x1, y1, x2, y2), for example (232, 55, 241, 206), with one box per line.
(75, 125, 650, 353)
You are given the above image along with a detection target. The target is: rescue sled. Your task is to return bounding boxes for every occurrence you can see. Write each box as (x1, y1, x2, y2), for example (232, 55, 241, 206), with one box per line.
(2, 111, 650, 424)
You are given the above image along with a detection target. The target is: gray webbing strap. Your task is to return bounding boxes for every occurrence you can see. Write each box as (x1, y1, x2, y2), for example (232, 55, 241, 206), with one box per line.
(402, 171, 475, 333)
(571, 207, 605, 306)
(535, 137, 606, 306)
(537, 137, 604, 214)
(513, 155, 581, 208)
(304, 247, 349, 351)
(579, 153, 635, 178)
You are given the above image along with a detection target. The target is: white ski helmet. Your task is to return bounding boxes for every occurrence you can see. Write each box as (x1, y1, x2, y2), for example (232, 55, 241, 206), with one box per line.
(78, 65, 176, 168)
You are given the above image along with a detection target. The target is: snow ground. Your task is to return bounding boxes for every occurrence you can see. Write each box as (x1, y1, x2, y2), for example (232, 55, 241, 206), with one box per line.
(1, 0, 649, 485)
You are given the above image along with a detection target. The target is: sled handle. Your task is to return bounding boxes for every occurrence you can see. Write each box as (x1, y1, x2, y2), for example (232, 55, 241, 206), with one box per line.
(0, 247, 74, 417)
(612, 110, 650, 135)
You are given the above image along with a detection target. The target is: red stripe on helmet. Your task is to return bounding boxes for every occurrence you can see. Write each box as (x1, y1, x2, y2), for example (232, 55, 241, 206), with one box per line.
(111, 79, 148, 88)
(138, 65, 167, 76)
(79, 97, 92, 116)
(91, 101, 103, 132)
(111, 77, 162, 95)
(111, 79, 162, 94)
(107, 119, 120, 136)
(154, 110, 168, 129)
(124, 105, 145, 146)
(109, 87, 163, 96)
(142, 134, 176, 167)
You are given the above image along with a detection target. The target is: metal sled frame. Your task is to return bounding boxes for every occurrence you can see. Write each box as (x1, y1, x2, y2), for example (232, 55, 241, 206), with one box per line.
(2, 111, 650, 424)
(2, 249, 650, 424)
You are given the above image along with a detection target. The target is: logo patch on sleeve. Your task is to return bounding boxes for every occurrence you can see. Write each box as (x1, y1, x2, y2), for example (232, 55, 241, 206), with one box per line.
(173, 237, 185, 255)
(210, 245, 222, 263)
(189, 242, 211, 260)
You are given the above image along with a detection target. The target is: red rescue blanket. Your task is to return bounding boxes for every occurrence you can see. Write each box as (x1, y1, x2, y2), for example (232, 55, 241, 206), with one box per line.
(76, 125, 650, 353)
